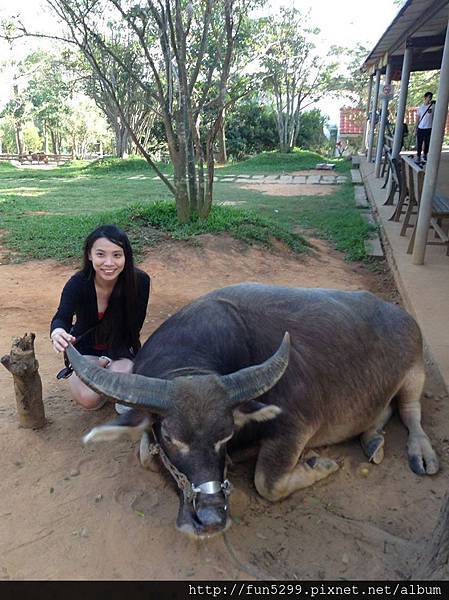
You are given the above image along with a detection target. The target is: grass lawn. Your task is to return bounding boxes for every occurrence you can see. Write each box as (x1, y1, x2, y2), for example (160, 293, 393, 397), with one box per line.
(0, 150, 373, 262)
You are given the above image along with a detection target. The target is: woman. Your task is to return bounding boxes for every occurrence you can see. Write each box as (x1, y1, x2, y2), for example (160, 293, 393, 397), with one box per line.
(50, 224, 150, 411)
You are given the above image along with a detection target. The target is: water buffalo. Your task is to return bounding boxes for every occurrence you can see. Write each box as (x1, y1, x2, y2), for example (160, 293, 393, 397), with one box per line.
(66, 283, 439, 538)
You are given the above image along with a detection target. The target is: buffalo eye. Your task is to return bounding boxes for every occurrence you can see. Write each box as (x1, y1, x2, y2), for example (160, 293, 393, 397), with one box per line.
(161, 426, 190, 453)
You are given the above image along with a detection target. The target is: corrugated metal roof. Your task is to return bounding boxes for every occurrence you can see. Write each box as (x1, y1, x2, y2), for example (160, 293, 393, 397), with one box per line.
(363, 0, 449, 72)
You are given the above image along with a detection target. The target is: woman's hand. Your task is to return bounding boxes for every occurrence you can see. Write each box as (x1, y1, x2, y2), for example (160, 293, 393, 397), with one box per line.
(50, 328, 76, 353)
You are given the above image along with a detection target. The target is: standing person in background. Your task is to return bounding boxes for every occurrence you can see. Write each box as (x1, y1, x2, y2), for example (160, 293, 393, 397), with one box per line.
(416, 91, 435, 163)
(50, 224, 150, 412)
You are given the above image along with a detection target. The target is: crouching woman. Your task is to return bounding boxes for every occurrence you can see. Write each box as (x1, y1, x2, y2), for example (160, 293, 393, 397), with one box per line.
(50, 224, 150, 411)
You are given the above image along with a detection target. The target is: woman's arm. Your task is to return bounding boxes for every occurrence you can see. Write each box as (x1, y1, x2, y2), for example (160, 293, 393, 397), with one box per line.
(50, 274, 82, 351)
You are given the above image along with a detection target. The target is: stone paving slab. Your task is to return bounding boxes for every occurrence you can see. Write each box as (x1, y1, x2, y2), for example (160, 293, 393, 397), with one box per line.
(355, 186, 369, 208)
(320, 176, 336, 184)
(147, 173, 348, 184)
(364, 237, 384, 257)
(351, 169, 363, 184)
(360, 212, 376, 226)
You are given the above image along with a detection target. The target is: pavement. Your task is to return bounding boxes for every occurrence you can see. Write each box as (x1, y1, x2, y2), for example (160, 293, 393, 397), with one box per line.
(131, 173, 348, 184)
(360, 157, 449, 393)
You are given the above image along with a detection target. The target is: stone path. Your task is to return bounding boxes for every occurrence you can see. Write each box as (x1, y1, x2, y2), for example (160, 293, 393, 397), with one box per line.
(128, 173, 348, 184)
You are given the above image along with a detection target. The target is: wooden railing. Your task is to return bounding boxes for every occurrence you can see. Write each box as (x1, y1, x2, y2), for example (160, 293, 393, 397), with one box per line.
(0, 153, 72, 164)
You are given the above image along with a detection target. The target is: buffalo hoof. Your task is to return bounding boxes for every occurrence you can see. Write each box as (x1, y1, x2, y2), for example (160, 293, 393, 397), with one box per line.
(305, 455, 339, 473)
(361, 434, 385, 464)
(408, 434, 439, 475)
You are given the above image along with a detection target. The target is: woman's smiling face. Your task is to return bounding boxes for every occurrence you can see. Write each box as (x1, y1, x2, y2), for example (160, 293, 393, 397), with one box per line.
(89, 237, 126, 283)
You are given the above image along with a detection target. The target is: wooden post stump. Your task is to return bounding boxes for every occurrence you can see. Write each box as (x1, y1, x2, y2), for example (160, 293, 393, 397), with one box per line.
(1, 333, 46, 428)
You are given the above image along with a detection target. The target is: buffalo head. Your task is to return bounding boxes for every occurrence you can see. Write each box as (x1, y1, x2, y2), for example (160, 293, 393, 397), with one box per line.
(66, 333, 290, 538)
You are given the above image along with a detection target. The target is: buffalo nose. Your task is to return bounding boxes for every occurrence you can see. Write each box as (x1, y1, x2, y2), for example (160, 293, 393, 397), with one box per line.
(196, 506, 227, 533)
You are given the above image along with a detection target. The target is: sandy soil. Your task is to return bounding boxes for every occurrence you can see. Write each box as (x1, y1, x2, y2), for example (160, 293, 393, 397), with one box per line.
(0, 235, 447, 581)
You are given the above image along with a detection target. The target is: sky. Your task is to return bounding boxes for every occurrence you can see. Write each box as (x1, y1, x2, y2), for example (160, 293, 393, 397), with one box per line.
(0, 0, 400, 126)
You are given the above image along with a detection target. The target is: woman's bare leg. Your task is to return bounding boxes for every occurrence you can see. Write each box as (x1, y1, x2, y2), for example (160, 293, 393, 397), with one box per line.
(69, 356, 133, 410)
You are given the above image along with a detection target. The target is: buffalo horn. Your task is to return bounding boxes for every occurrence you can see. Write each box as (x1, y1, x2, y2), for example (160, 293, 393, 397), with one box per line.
(221, 332, 290, 407)
(66, 344, 175, 414)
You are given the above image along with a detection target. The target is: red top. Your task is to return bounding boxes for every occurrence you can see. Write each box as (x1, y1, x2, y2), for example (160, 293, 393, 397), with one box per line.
(93, 312, 108, 351)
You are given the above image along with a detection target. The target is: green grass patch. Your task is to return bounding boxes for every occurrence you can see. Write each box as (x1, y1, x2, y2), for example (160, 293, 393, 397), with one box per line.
(84, 155, 171, 176)
(212, 182, 375, 262)
(0, 150, 370, 263)
(1, 201, 309, 261)
(127, 202, 309, 254)
(218, 148, 350, 175)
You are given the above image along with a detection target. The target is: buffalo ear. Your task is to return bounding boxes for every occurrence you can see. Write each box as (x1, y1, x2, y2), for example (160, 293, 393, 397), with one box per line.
(233, 400, 282, 429)
(83, 412, 153, 444)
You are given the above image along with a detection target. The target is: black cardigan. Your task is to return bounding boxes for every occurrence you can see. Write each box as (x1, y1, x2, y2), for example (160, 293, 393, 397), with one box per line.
(50, 269, 150, 359)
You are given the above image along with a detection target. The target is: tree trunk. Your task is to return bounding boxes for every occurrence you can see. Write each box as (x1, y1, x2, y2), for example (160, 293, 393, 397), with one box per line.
(216, 114, 227, 164)
(15, 123, 24, 155)
(50, 130, 57, 155)
(44, 122, 49, 154)
(1, 333, 46, 429)
(115, 125, 129, 158)
(416, 492, 449, 579)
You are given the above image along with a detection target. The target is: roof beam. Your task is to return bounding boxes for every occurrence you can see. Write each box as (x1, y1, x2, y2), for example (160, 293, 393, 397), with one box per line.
(407, 33, 447, 48)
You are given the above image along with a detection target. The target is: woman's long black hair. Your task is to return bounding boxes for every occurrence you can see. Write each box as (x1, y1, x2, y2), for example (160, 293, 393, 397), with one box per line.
(81, 224, 141, 355)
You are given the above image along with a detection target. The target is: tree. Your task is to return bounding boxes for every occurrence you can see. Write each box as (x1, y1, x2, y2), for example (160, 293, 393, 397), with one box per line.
(66, 96, 113, 158)
(1, 84, 28, 154)
(23, 50, 74, 154)
(76, 31, 156, 158)
(7, 0, 260, 222)
(331, 42, 371, 108)
(296, 109, 328, 153)
(407, 70, 439, 108)
(225, 98, 277, 159)
(261, 7, 338, 153)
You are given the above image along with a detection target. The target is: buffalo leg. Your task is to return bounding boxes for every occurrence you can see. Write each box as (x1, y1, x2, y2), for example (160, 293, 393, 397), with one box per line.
(397, 363, 439, 475)
(360, 404, 393, 464)
(254, 433, 339, 502)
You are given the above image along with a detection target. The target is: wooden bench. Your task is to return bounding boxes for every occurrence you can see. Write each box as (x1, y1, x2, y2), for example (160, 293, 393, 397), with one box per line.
(383, 152, 403, 206)
(398, 157, 449, 254)
(19, 153, 49, 165)
(380, 135, 394, 183)
(396, 157, 423, 231)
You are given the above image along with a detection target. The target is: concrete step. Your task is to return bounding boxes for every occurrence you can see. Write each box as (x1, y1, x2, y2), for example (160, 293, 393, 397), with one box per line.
(352, 156, 361, 168)
(351, 169, 363, 184)
(354, 186, 369, 208)
(360, 212, 376, 226)
(364, 237, 384, 258)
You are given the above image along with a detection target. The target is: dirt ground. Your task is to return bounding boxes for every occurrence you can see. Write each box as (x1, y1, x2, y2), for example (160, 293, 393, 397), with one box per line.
(238, 183, 335, 197)
(0, 234, 447, 581)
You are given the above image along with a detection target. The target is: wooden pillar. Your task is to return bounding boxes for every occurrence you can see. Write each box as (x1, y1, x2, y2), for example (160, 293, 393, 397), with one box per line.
(367, 68, 381, 162)
(375, 63, 392, 177)
(362, 74, 374, 153)
(412, 18, 449, 265)
(392, 45, 413, 160)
